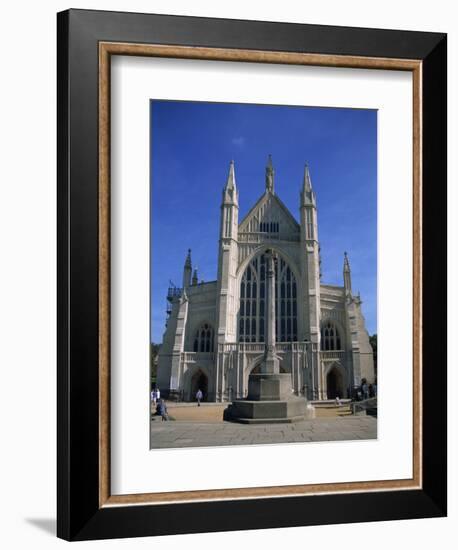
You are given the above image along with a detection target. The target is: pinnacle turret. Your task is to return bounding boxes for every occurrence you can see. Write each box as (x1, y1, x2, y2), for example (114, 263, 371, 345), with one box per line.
(184, 248, 192, 269)
(303, 163, 312, 191)
(301, 163, 315, 206)
(343, 251, 350, 271)
(343, 251, 352, 294)
(182, 248, 192, 288)
(192, 267, 198, 286)
(222, 160, 238, 205)
(265, 154, 275, 194)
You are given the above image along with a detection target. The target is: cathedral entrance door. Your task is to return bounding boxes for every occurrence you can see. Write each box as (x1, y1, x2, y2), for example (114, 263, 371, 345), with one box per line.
(190, 369, 208, 402)
(326, 367, 344, 400)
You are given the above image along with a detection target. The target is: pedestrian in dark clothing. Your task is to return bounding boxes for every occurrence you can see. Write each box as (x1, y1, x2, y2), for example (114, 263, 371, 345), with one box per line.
(157, 399, 168, 421)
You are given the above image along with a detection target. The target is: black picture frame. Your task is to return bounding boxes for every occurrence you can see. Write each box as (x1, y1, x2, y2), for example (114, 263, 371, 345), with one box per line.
(57, 8, 447, 541)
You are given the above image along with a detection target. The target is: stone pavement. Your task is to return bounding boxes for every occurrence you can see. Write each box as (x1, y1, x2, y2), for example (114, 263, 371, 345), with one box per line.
(150, 416, 377, 449)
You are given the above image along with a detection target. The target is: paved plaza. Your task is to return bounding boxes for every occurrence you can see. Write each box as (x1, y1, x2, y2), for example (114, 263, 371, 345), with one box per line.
(150, 413, 377, 449)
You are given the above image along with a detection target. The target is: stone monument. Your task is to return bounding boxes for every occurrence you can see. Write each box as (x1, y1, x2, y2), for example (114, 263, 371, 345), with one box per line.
(224, 250, 309, 423)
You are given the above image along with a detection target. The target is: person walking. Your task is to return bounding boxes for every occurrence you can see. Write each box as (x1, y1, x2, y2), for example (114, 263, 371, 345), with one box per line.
(157, 399, 168, 421)
(151, 387, 158, 406)
(196, 388, 203, 406)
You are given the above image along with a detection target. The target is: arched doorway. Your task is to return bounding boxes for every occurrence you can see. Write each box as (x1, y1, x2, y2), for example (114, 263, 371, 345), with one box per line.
(190, 369, 208, 402)
(326, 366, 345, 399)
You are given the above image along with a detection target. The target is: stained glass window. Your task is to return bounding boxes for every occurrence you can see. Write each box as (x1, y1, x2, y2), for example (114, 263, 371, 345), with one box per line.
(238, 253, 298, 342)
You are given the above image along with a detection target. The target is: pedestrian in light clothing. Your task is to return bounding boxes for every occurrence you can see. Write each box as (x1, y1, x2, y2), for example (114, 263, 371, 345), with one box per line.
(151, 387, 158, 406)
(196, 389, 203, 406)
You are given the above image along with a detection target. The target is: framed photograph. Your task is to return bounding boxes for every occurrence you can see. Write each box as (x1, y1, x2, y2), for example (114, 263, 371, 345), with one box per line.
(57, 9, 447, 541)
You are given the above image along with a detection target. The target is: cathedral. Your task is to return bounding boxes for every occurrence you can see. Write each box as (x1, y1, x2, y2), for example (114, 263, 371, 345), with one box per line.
(157, 157, 375, 402)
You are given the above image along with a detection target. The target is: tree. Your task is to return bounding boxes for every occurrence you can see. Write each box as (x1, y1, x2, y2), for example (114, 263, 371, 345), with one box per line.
(369, 334, 377, 378)
(150, 343, 160, 387)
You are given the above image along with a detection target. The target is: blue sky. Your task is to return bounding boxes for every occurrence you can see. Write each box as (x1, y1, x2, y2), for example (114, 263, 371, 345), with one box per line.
(150, 100, 377, 343)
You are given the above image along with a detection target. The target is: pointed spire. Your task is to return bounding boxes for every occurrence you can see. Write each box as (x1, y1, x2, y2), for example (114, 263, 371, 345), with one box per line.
(185, 248, 192, 269)
(222, 160, 238, 205)
(182, 249, 192, 288)
(303, 163, 312, 192)
(301, 163, 315, 206)
(192, 267, 198, 286)
(226, 160, 236, 189)
(343, 251, 352, 294)
(265, 154, 275, 193)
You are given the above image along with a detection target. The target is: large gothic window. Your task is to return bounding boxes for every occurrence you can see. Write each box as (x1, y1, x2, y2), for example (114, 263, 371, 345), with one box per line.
(193, 323, 214, 352)
(320, 321, 342, 351)
(239, 253, 297, 343)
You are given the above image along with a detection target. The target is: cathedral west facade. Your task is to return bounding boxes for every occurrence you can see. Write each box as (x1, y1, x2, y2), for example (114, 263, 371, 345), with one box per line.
(157, 157, 375, 402)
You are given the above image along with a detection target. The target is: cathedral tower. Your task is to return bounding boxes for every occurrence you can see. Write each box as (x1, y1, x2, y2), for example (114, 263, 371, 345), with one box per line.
(299, 164, 321, 345)
(215, 161, 239, 344)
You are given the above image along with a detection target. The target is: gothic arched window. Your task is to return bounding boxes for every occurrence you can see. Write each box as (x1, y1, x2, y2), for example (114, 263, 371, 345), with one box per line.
(238, 253, 298, 343)
(320, 321, 342, 351)
(193, 323, 214, 353)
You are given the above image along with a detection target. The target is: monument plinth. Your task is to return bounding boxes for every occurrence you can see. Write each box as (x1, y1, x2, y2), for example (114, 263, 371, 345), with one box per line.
(224, 251, 310, 424)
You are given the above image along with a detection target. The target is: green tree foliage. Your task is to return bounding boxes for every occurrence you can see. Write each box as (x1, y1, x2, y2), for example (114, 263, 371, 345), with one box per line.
(369, 334, 377, 378)
(150, 343, 160, 387)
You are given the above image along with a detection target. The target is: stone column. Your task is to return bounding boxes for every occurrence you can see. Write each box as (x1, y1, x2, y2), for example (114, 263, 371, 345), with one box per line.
(262, 250, 280, 374)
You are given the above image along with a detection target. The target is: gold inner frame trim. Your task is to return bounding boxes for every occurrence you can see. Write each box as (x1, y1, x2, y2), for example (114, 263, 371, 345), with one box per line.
(98, 41, 422, 508)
